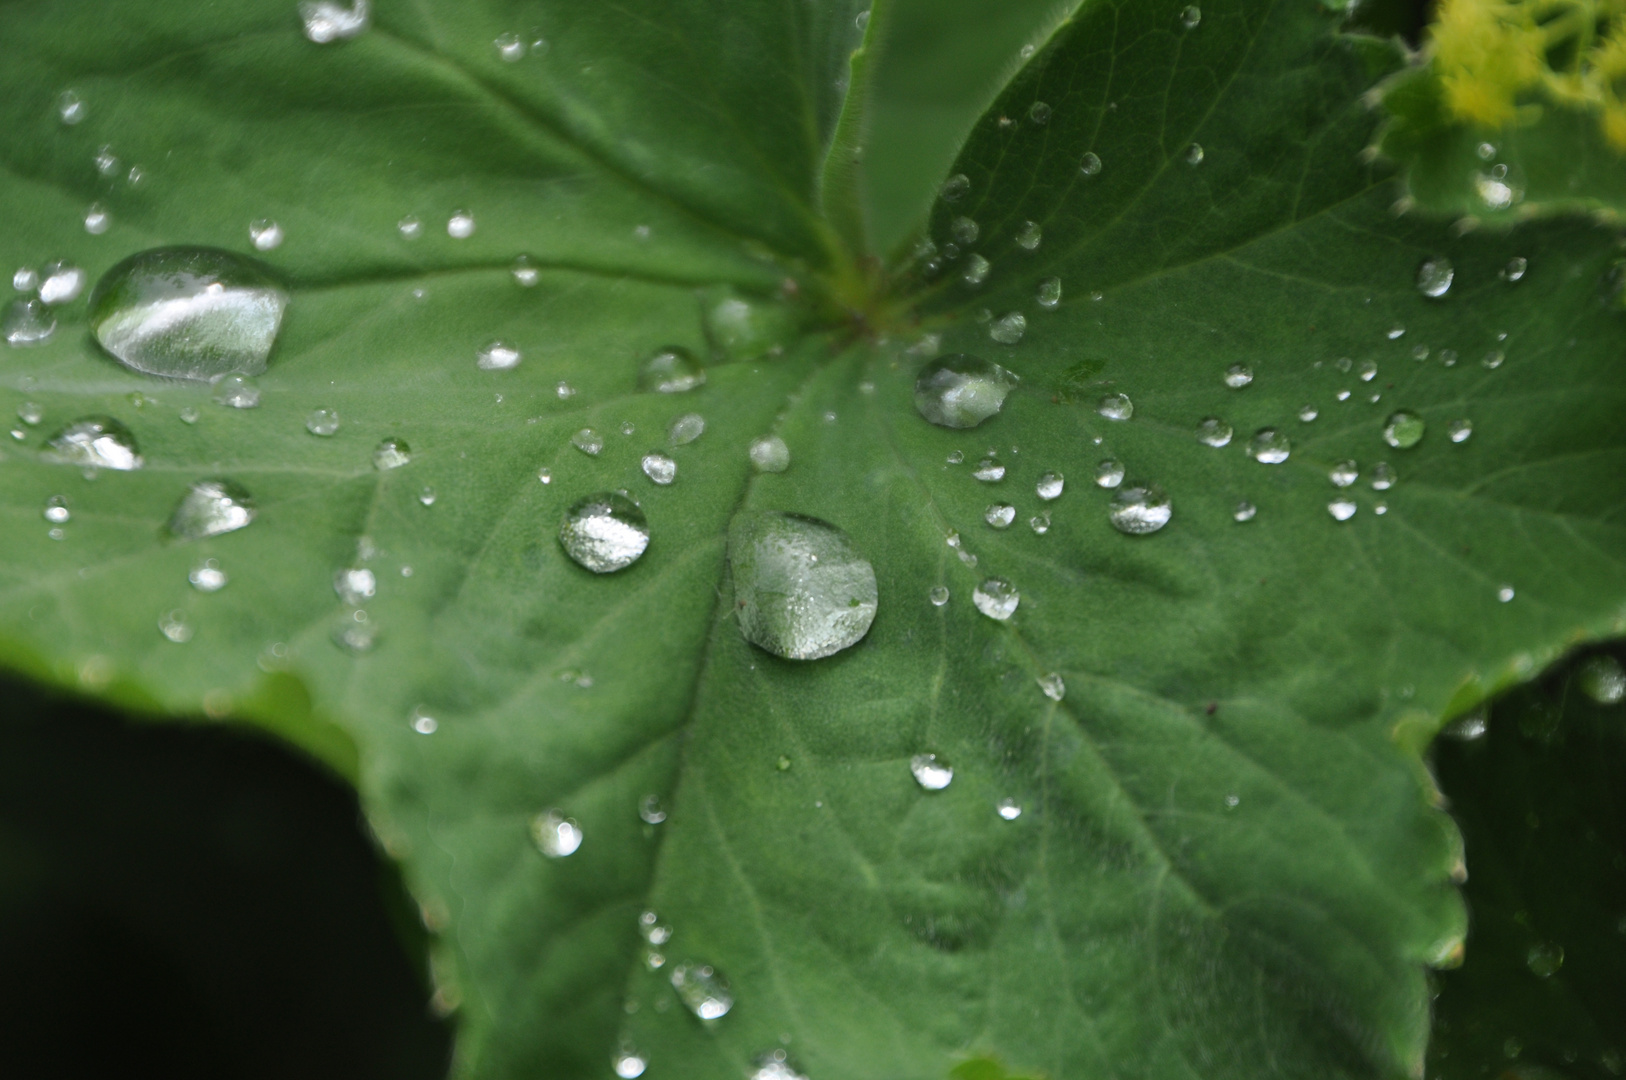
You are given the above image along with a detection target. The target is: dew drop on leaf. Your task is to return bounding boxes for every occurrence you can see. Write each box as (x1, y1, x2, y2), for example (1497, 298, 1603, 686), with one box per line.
(988, 311, 1026, 345)
(1576, 655, 1626, 705)
(560, 492, 650, 574)
(305, 408, 340, 436)
(88, 247, 287, 380)
(4, 298, 56, 346)
(961, 253, 991, 286)
(972, 456, 1006, 482)
(613, 1045, 647, 1079)
(1095, 458, 1125, 488)
(748, 434, 790, 472)
(333, 568, 376, 606)
(668, 413, 705, 445)
(913, 354, 1019, 429)
(1498, 585, 1516, 603)
(638, 796, 667, 825)
(910, 753, 953, 790)
(56, 89, 85, 124)
(494, 32, 525, 61)
(940, 173, 970, 202)
(189, 558, 227, 592)
(17, 402, 43, 426)
(727, 512, 878, 660)
(1501, 256, 1527, 282)
(1328, 498, 1357, 522)
(1298, 405, 1318, 422)
(929, 585, 949, 606)
(1035, 276, 1061, 308)
(1028, 101, 1051, 125)
(670, 963, 732, 1020)
(641, 452, 676, 485)
(1526, 941, 1564, 978)
(1196, 417, 1232, 447)
(750, 1050, 808, 1080)
(1014, 220, 1042, 250)
(211, 373, 260, 409)
(1233, 500, 1257, 522)
(1223, 363, 1252, 388)
(167, 479, 255, 540)
(1079, 151, 1102, 176)
(1097, 393, 1133, 421)
(300, 0, 369, 43)
(1247, 428, 1290, 463)
(984, 503, 1015, 528)
(83, 202, 110, 234)
(1181, 4, 1202, 28)
(1036, 471, 1064, 500)
(1329, 460, 1359, 487)
(1416, 257, 1454, 298)
(373, 437, 411, 470)
(639, 346, 706, 393)
(572, 428, 605, 456)
(447, 210, 475, 238)
(14, 267, 39, 292)
(1383, 410, 1425, 449)
(1448, 418, 1473, 443)
(477, 340, 522, 370)
(249, 219, 283, 251)
(531, 809, 582, 858)
(1185, 142, 1204, 165)
(397, 215, 422, 240)
(1037, 672, 1065, 701)
(43, 495, 69, 524)
(1110, 485, 1172, 534)
(950, 216, 980, 245)
(972, 577, 1019, 621)
(158, 610, 192, 644)
(41, 415, 143, 470)
(38, 261, 85, 305)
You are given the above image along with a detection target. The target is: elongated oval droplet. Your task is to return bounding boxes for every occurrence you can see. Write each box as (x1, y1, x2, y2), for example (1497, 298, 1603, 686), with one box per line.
(639, 346, 706, 393)
(560, 492, 650, 573)
(728, 512, 877, 660)
(88, 247, 287, 381)
(167, 479, 255, 540)
(41, 415, 143, 470)
(1110, 484, 1172, 534)
(670, 963, 732, 1020)
(913, 354, 1019, 429)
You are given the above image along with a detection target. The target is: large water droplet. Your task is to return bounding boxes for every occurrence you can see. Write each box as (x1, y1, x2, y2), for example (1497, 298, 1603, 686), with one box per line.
(913, 355, 1018, 429)
(300, 0, 369, 42)
(531, 809, 582, 857)
(1577, 655, 1626, 705)
(988, 311, 1026, 345)
(41, 415, 143, 470)
(728, 512, 877, 660)
(1195, 417, 1232, 447)
(477, 340, 522, 370)
(1328, 498, 1357, 521)
(87, 248, 287, 380)
(1246, 428, 1290, 464)
(984, 503, 1015, 528)
(748, 434, 790, 473)
(1223, 363, 1252, 388)
(1110, 485, 1172, 534)
(1097, 393, 1133, 421)
(560, 492, 650, 574)
(639, 346, 705, 393)
(1383, 410, 1425, 449)
(910, 752, 953, 790)
(1035, 471, 1064, 500)
(38, 262, 86, 306)
(641, 452, 676, 485)
(670, 962, 732, 1020)
(3, 298, 56, 346)
(1416, 257, 1454, 298)
(1095, 459, 1124, 488)
(373, 437, 411, 469)
(972, 577, 1019, 621)
(167, 479, 255, 540)
(1014, 220, 1042, 250)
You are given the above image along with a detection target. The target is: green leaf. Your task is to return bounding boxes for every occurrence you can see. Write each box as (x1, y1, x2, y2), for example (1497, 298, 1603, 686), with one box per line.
(2, 0, 1624, 1078)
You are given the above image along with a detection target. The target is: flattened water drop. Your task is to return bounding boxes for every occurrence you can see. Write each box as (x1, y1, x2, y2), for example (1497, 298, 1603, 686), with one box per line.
(1028, 101, 1052, 126)
(972, 456, 1005, 482)
(1247, 428, 1290, 464)
(1329, 460, 1359, 487)
(531, 809, 582, 857)
(1036, 471, 1064, 500)
(1110, 485, 1172, 534)
(249, 219, 284, 251)
(1233, 500, 1257, 522)
(1383, 410, 1425, 449)
(639, 346, 705, 393)
(1196, 417, 1232, 447)
(88, 248, 287, 380)
(189, 558, 227, 592)
(167, 479, 255, 540)
(211, 373, 260, 409)
(572, 428, 605, 456)
(1577, 655, 1626, 705)
(972, 577, 1019, 621)
(560, 492, 650, 573)
(1416, 257, 1454, 298)
(913, 355, 1018, 429)
(1014, 220, 1042, 250)
(1097, 393, 1133, 421)
(1223, 363, 1252, 388)
(961, 253, 991, 287)
(728, 512, 877, 660)
(1448, 418, 1473, 443)
(447, 210, 475, 238)
(1298, 405, 1318, 422)
(749, 434, 790, 472)
(373, 437, 411, 469)
(42, 415, 142, 470)
(988, 311, 1026, 345)
(306, 408, 340, 436)
(477, 340, 522, 370)
(670, 963, 732, 1020)
(4, 298, 56, 346)
(1036, 276, 1061, 308)
(1037, 672, 1065, 701)
(300, 0, 369, 42)
(641, 452, 676, 485)
(984, 503, 1015, 528)
(669, 413, 705, 445)
(510, 255, 539, 286)
(1328, 498, 1357, 521)
(941, 174, 970, 202)
(910, 753, 953, 790)
(1095, 459, 1125, 488)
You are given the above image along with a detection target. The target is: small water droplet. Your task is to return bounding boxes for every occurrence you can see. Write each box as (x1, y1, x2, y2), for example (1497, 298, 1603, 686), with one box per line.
(1034, 276, 1063, 309)
(531, 809, 582, 857)
(1013, 220, 1042, 252)
(416, 485, 437, 507)
(1181, 4, 1202, 27)
(1246, 428, 1290, 464)
(913, 354, 1019, 429)
(1095, 459, 1125, 488)
(305, 407, 340, 436)
(1184, 143, 1204, 165)
(670, 963, 732, 1020)
(553, 381, 576, 401)
(641, 452, 676, 485)
(854, 8, 871, 31)
(42, 415, 143, 470)
(83, 202, 111, 234)
(249, 219, 284, 252)
(17, 402, 43, 426)
(396, 215, 423, 240)
(1233, 500, 1257, 522)
(961, 253, 990, 286)
(638, 795, 667, 825)
(210, 372, 261, 409)
(1028, 511, 1049, 534)
(1577, 655, 1626, 705)
(1448, 418, 1473, 443)
(988, 311, 1026, 345)
(37, 261, 85, 306)
(88, 247, 287, 380)
(1329, 460, 1359, 487)
(3, 298, 56, 346)
(910, 753, 953, 790)
(941, 174, 970, 202)
(94, 145, 119, 177)
(475, 340, 522, 371)
(333, 567, 376, 606)
(1222, 363, 1252, 388)
(1526, 941, 1564, 978)
(537, 467, 552, 484)
(972, 456, 1006, 482)
(1028, 101, 1052, 126)
(1079, 151, 1102, 176)
(1196, 417, 1232, 448)
(1500, 256, 1527, 283)
(1497, 585, 1515, 603)
(946, 450, 965, 465)
(665, 413, 704, 445)
(188, 558, 227, 592)
(950, 218, 980, 247)
(972, 577, 1019, 621)
(158, 610, 193, 643)
(179, 406, 200, 424)
(927, 585, 950, 608)
(1035, 471, 1064, 500)
(728, 512, 877, 660)
(747, 434, 790, 473)
(1383, 410, 1425, 449)
(446, 210, 475, 238)
(1365, 462, 1396, 491)
(43, 495, 70, 524)
(570, 428, 605, 456)
(503, 256, 540, 289)
(1110, 484, 1172, 534)
(14, 267, 38, 292)
(1097, 393, 1133, 421)
(300, 0, 369, 42)
(1037, 672, 1065, 701)
(168, 479, 255, 540)
(1296, 405, 1319, 424)
(613, 1044, 648, 1079)
(984, 503, 1016, 528)
(1358, 360, 1378, 382)
(57, 90, 85, 125)
(1327, 498, 1357, 521)
(561, 492, 650, 574)
(1416, 257, 1454, 298)
(373, 437, 411, 469)
(1387, 324, 1406, 340)
(494, 31, 525, 60)
(639, 346, 705, 393)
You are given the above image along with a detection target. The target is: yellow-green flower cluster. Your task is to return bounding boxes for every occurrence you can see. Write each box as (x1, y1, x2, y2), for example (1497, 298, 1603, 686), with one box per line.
(1430, 0, 1626, 150)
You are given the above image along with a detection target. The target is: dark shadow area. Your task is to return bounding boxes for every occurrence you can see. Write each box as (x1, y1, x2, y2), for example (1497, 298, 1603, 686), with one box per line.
(1346, 0, 1433, 46)
(1429, 645, 1626, 1080)
(0, 676, 451, 1080)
